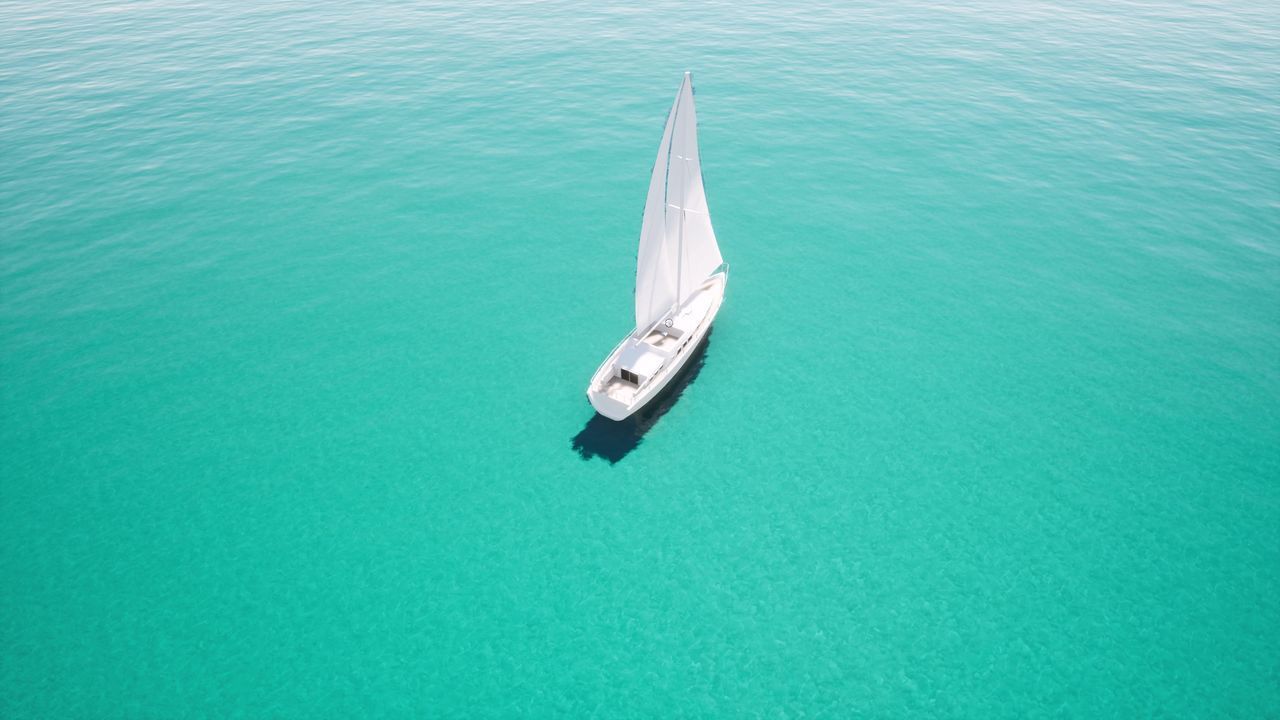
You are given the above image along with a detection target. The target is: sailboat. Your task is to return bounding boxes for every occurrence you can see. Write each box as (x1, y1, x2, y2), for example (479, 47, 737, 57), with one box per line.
(587, 72, 727, 421)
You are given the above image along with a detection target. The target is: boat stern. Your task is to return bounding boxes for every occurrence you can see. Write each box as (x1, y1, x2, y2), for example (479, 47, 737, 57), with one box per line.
(587, 387, 633, 421)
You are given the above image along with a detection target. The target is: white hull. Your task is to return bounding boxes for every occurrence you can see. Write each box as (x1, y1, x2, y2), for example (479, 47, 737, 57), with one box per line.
(587, 272, 726, 421)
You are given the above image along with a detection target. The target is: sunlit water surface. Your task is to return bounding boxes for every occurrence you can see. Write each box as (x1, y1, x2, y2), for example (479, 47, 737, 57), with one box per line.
(2, 1, 1278, 716)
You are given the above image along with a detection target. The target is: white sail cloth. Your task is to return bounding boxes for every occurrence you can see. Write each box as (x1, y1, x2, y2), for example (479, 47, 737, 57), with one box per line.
(634, 73, 723, 332)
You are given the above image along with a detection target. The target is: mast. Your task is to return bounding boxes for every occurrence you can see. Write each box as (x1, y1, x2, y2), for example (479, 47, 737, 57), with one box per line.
(675, 74, 688, 316)
(662, 74, 689, 322)
(676, 166, 685, 316)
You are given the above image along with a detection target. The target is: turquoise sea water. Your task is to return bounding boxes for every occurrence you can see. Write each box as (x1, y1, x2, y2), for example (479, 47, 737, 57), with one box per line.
(3, 1, 1278, 716)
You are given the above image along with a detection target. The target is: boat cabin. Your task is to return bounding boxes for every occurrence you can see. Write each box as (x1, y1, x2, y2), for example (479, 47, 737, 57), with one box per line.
(616, 340, 666, 386)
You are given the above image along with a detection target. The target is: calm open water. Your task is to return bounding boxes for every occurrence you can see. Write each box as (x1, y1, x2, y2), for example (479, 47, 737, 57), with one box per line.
(2, 1, 1278, 716)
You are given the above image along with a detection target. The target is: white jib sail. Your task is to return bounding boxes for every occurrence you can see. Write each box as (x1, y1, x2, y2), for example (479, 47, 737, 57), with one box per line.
(634, 72, 723, 332)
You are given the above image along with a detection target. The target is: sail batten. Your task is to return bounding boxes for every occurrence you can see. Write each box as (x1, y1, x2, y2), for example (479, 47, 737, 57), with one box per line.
(633, 73, 723, 332)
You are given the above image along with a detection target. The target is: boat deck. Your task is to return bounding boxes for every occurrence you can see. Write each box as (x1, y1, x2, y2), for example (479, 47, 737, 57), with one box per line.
(589, 274, 726, 416)
(602, 377, 639, 403)
(643, 331, 680, 351)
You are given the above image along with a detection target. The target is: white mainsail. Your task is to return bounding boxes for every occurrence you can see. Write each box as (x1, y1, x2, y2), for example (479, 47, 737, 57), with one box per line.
(634, 72, 723, 332)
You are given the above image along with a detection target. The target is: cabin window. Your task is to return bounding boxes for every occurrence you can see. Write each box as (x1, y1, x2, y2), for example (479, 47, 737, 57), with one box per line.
(620, 369, 639, 384)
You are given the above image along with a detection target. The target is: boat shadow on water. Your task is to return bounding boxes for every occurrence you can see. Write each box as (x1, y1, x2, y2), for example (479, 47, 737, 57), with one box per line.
(571, 329, 715, 464)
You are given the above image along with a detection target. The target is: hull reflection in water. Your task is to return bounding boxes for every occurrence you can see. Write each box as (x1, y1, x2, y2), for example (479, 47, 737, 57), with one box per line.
(572, 330, 714, 464)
